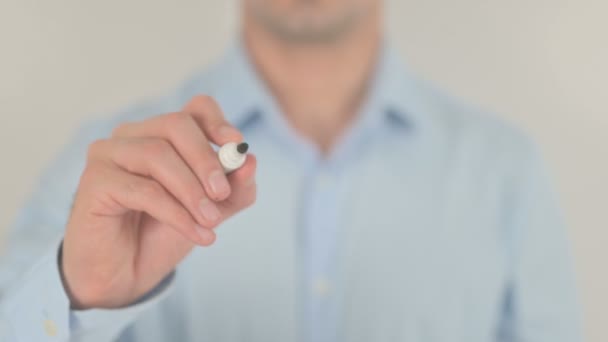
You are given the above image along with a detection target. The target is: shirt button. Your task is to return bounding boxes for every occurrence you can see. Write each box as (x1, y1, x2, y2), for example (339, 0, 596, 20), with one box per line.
(313, 278, 331, 297)
(44, 319, 57, 337)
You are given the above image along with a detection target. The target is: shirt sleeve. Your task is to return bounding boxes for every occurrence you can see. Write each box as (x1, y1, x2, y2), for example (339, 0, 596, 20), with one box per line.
(0, 239, 175, 342)
(498, 141, 583, 342)
(69, 270, 175, 342)
(0, 117, 174, 341)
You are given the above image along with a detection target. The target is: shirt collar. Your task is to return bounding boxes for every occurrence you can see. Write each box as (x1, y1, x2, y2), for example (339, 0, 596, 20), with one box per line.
(208, 38, 425, 133)
(208, 40, 274, 130)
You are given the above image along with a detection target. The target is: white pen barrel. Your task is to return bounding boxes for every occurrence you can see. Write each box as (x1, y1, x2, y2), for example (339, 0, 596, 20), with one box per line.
(218, 142, 248, 173)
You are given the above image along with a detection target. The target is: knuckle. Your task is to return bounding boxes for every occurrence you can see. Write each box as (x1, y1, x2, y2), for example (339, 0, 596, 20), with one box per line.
(86, 139, 107, 160)
(82, 160, 105, 178)
(191, 94, 215, 108)
(79, 164, 99, 188)
(141, 182, 162, 199)
(190, 95, 224, 118)
(164, 112, 188, 127)
(111, 122, 132, 137)
(164, 112, 196, 139)
(79, 163, 114, 197)
(142, 139, 172, 159)
(128, 179, 160, 199)
(171, 207, 193, 228)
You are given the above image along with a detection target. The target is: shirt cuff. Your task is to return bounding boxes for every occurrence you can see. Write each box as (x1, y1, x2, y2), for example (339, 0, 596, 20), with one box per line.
(1, 239, 176, 341)
(70, 271, 175, 340)
(1, 238, 71, 340)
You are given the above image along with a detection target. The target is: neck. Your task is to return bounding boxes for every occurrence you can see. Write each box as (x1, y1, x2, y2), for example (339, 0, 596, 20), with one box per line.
(242, 8, 382, 154)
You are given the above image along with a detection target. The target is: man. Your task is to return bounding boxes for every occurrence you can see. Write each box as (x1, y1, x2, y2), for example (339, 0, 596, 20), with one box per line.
(0, 0, 581, 341)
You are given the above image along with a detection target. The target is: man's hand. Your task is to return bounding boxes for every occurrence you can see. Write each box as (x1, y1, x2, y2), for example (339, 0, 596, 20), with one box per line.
(62, 96, 257, 309)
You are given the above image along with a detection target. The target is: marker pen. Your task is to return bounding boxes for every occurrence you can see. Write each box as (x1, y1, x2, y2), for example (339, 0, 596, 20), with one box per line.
(218, 142, 249, 173)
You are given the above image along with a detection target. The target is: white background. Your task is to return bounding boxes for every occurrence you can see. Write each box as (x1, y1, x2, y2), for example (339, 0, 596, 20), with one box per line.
(0, 1, 606, 340)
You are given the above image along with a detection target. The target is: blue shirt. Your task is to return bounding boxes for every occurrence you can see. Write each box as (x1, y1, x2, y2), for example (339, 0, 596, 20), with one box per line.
(0, 41, 581, 342)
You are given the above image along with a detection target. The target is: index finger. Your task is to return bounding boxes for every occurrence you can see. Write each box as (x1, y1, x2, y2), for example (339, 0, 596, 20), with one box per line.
(183, 95, 243, 146)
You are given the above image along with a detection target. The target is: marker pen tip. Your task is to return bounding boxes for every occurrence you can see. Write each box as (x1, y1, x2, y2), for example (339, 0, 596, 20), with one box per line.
(237, 142, 249, 154)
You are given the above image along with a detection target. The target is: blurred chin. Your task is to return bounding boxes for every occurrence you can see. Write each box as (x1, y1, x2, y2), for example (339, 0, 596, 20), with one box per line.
(248, 0, 370, 43)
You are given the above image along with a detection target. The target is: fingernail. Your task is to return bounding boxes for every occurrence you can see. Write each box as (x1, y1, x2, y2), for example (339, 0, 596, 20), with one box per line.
(218, 125, 240, 140)
(195, 224, 214, 244)
(199, 198, 221, 223)
(208, 170, 230, 198)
